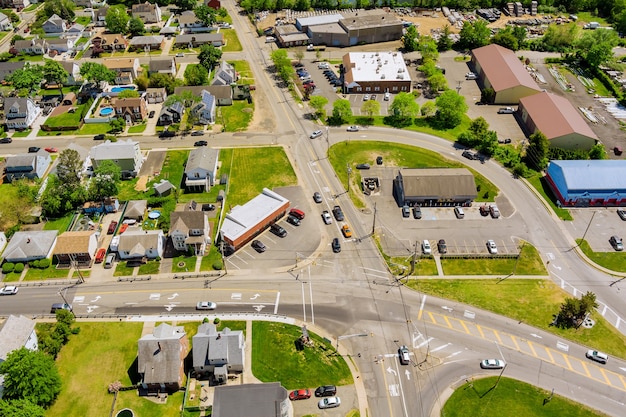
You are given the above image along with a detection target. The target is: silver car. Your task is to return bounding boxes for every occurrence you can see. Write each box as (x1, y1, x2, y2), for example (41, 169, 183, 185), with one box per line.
(318, 396, 341, 409)
(196, 301, 217, 310)
(310, 130, 323, 139)
(480, 359, 505, 369)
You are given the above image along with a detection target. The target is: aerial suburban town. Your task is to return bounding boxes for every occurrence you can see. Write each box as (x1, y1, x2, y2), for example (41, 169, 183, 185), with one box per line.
(0, 0, 625, 416)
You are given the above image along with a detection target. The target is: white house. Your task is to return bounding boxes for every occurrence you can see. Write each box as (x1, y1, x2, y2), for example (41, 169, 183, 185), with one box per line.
(0, 12, 13, 31)
(2, 97, 42, 129)
(90, 139, 143, 175)
(117, 229, 165, 260)
(169, 211, 210, 255)
(191, 90, 216, 125)
(184, 147, 219, 192)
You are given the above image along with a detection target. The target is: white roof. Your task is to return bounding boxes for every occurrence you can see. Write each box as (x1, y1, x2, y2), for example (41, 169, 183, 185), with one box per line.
(90, 139, 138, 161)
(297, 14, 343, 27)
(220, 189, 289, 242)
(346, 51, 411, 83)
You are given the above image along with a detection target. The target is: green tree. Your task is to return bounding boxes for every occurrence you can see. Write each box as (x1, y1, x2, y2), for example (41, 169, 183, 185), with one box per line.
(43, 60, 69, 97)
(402, 24, 419, 52)
(420, 101, 436, 117)
(481, 87, 495, 104)
(525, 131, 550, 171)
(419, 36, 439, 62)
(0, 399, 45, 417)
(175, 0, 198, 11)
(90, 161, 120, 200)
(294, 48, 305, 63)
(433, 90, 467, 129)
(512, 26, 527, 49)
(458, 20, 490, 50)
(0, 348, 61, 408)
(118, 89, 140, 98)
(8, 63, 43, 92)
(149, 73, 181, 95)
(184, 64, 209, 86)
(195, 5, 218, 26)
(109, 117, 125, 133)
(198, 44, 222, 71)
(588, 143, 607, 159)
(330, 99, 352, 125)
(427, 72, 447, 93)
(165, 91, 200, 108)
(540, 23, 579, 51)
(615, 10, 626, 36)
(492, 27, 519, 51)
(128, 17, 145, 37)
(361, 99, 380, 122)
(309, 95, 328, 119)
(56, 149, 82, 189)
(437, 25, 453, 51)
(575, 28, 619, 68)
(105, 5, 130, 34)
(389, 92, 419, 126)
(79, 62, 116, 86)
(43, 0, 75, 21)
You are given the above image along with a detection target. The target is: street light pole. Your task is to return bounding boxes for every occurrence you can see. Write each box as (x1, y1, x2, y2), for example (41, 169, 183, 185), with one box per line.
(346, 164, 352, 195)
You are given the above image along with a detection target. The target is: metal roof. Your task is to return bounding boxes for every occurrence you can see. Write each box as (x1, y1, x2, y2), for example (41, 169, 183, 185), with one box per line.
(296, 14, 343, 27)
(472, 44, 541, 93)
(400, 168, 477, 199)
(344, 51, 410, 84)
(547, 160, 626, 192)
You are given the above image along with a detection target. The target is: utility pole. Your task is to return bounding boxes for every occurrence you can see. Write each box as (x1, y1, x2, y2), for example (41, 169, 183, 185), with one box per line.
(371, 202, 377, 235)
(346, 164, 352, 195)
(220, 231, 228, 275)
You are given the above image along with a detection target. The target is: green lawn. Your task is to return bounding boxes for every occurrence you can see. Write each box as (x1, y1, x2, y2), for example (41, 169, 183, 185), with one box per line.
(526, 173, 573, 220)
(407, 278, 626, 359)
(443, 377, 609, 417)
(23, 266, 70, 280)
(12, 129, 31, 137)
(251, 322, 353, 389)
(200, 246, 224, 271)
(43, 215, 74, 233)
(576, 239, 626, 273)
(229, 60, 254, 85)
(78, 123, 111, 135)
(441, 243, 547, 275)
(44, 103, 88, 128)
(128, 123, 147, 133)
(576, 12, 609, 26)
(171, 255, 197, 273)
(227, 147, 297, 207)
(221, 29, 242, 52)
(113, 262, 135, 277)
(219, 100, 254, 132)
(138, 260, 160, 275)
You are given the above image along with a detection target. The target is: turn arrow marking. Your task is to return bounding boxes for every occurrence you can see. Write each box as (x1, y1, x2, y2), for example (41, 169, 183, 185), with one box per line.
(250, 293, 261, 300)
(405, 369, 411, 380)
(386, 367, 397, 376)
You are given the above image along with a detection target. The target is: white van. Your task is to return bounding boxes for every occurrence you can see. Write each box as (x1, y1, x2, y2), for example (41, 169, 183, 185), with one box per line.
(454, 206, 465, 219)
(422, 240, 432, 255)
(104, 253, 115, 269)
(265, 36, 276, 43)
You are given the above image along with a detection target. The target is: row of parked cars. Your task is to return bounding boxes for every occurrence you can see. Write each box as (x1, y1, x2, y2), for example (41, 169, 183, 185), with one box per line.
(248, 208, 305, 254)
(314, 193, 353, 253)
(289, 385, 340, 409)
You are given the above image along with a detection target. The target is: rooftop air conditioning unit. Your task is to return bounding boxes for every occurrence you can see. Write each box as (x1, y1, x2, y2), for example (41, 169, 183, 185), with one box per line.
(381, 74, 385, 79)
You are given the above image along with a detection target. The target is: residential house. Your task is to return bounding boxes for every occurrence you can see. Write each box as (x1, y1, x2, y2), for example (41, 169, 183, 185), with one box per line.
(175, 85, 233, 106)
(124, 200, 148, 222)
(0, 62, 26, 81)
(153, 179, 175, 196)
(52, 230, 99, 268)
(2, 231, 58, 263)
(178, 11, 208, 31)
(190, 90, 216, 125)
(212, 383, 289, 417)
(91, 34, 128, 52)
(159, 26, 178, 37)
(184, 147, 219, 192)
(3, 97, 42, 130)
(0, 0, 30, 11)
(67, 23, 85, 36)
(132, 2, 162, 24)
(95, 6, 108, 27)
(12, 38, 47, 55)
(192, 323, 244, 381)
(111, 97, 148, 124)
(157, 101, 183, 126)
(212, 61, 237, 86)
(137, 323, 188, 395)
(75, 0, 106, 7)
(90, 139, 143, 175)
(103, 58, 140, 85)
(145, 87, 166, 104)
(118, 229, 165, 260)
(42, 14, 67, 34)
(50, 142, 90, 176)
(205, 0, 221, 9)
(128, 35, 165, 52)
(4, 151, 52, 182)
(174, 33, 224, 48)
(47, 38, 74, 54)
(0, 315, 38, 393)
(148, 58, 175, 76)
(169, 210, 210, 255)
(60, 61, 81, 85)
(0, 12, 13, 31)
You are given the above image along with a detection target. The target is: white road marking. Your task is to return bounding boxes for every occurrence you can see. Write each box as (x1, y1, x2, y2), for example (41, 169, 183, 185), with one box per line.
(430, 343, 452, 353)
(167, 293, 179, 300)
(556, 341, 569, 352)
(445, 351, 463, 359)
(90, 296, 101, 302)
(273, 292, 280, 315)
(389, 384, 399, 396)
(464, 310, 475, 319)
(386, 367, 397, 376)
(149, 293, 160, 300)
(416, 337, 433, 349)
(231, 293, 242, 300)
(73, 296, 85, 303)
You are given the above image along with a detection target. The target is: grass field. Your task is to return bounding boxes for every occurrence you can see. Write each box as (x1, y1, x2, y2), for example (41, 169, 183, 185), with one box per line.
(222, 29, 243, 52)
(172, 255, 197, 273)
(441, 243, 547, 275)
(576, 239, 626, 273)
(23, 266, 70, 280)
(229, 60, 254, 85)
(138, 260, 160, 275)
(219, 100, 254, 132)
(526, 173, 573, 221)
(44, 103, 88, 128)
(251, 322, 353, 389)
(43, 213, 74, 232)
(442, 377, 609, 417)
(128, 123, 147, 133)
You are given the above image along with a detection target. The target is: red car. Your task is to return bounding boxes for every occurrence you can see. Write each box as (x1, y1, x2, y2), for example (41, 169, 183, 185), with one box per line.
(95, 248, 106, 263)
(289, 389, 311, 401)
(119, 224, 129, 234)
(45, 147, 58, 153)
(107, 221, 118, 235)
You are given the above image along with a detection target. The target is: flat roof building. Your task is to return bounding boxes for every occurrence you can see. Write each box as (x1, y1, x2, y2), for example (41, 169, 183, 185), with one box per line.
(343, 51, 411, 94)
(394, 168, 478, 207)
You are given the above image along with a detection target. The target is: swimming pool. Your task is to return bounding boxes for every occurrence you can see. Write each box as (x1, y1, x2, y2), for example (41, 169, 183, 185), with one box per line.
(111, 86, 136, 93)
(100, 107, 114, 116)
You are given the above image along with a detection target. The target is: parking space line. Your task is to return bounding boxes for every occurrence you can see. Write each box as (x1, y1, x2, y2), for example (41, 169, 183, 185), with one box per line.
(526, 341, 538, 357)
(475, 324, 485, 338)
(508, 335, 521, 351)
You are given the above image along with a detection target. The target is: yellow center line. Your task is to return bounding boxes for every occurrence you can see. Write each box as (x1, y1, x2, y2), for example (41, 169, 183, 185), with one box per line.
(600, 369, 611, 385)
(378, 356, 395, 417)
(526, 340, 538, 357)
(75, 288, 278, 295)
(509, 335, 521, 351)
(476, 324, 485, 338)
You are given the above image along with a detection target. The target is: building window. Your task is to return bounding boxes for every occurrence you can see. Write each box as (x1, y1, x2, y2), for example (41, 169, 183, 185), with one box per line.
(365, 87, 371, 91)
(401, 86, 407, 91)
(374, 86, 380, 91)
(356, 87, 362, 92)
(392, 86, 398, 91)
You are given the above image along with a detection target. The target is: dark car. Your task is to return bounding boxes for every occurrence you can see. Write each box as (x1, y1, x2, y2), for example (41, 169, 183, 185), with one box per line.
(194, 140, 208, 146)
(356, 163, 370, 170)
(462, 150, 475, 160)
(376, 156, 383, 165)
(191, 131, 205, 136)
(270, 223, 287, 238)
(332, 205, 344, 221)
(437, 239, 447, 254)
(286, 215, 301, 226)
(617, 208, 626, 221)
(332, 238, 341, 253)
(148, 110, 155, 118)
(28, 146, 40, 153)
(94, 134, 106, 140)
(0, 137, 12, 143)
(251, 240, 266, 253)
(107, 221, 118, 235)
(220, 244, 235, 256)
(202, 203, 215, 211)
(313, 192, 323, 203)
(412, 206, 422, 219)
(315, 385, 337, 397)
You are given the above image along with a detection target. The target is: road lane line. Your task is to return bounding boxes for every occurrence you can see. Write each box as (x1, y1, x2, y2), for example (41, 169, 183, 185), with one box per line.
(476, 324, 485, 338)
(378, 356, 395, 417)
(418, 295, 426, 321)
(544, 347, 555, 363)
(509, 335, 521, 351)
(581, 361, 592, 378)
(273, 292, 280, 315)
(526, 340, 538, 357)
(600, 369, 611, 385)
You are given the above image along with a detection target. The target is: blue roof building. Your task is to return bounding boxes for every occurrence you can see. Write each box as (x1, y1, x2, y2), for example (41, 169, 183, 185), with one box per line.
(546, 160, 626, 206)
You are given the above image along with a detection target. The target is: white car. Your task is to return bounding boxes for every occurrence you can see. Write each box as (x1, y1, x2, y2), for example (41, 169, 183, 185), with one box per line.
(465, 72, 478, 80)
(346, 125, 359, 132)
(0, 285, 18, 295)
(384, 92, 390, 101)
(480, 359, 505, 369)
(310, 130, 323, 139)
(363, 94, 370, 101)
(318, 62, 330, 69)
(322, 211, 332, 225)
(422, 240, 431, 255)
(196, 301, 217, 310)
(586, 350, 608, 364)
(318, 396, 341, 409)
(487, 240, 498, 254)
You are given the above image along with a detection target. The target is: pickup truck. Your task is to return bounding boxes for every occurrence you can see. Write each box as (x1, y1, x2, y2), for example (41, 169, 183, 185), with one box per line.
(497, 107, 515, 114)
(306, 44, 326, 51)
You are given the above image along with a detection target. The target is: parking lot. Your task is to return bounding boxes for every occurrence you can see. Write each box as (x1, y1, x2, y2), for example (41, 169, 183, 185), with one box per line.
(565, 208, 626, 253)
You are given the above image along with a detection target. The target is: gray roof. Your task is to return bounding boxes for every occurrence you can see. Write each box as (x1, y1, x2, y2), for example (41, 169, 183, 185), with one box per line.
(4, 97, 29, 114)
(175, 33, 223, 44)
(399, 168, 477, 199)
(160, 26, 178, 34)
(3, 231, 58, 262)
(118, 229, 163, 255)
(124, 200, 147, 219)
(129, 35, 164, 46)
(212, 383, 288, 417)
(174, 85, 232, 100)
(0, 61, 26, 79)
(297, 14, 343, 27)
(149, 59, 174, 72)
(0, 315, 36, 361)
(191, 324, 244, 369)
(153, 179, 175, 195)
(170, 211, 207, 234)
(6, 153, 37, 169)
(185, 147, 219, 176)
(137, 323, 186, 384)
(90, 139, 139, 162)
(212, 61, 236, 86)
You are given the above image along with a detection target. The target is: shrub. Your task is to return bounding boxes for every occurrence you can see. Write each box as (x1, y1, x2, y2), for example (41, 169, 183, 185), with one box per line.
(202, 317, 210, 323)
(212, 261, 223, 270)
(213, 318, 220, 325)
(14, 263, 24, 273)
(39, 258, 51, 268)
(30, 259, 40, 268)
(2, 262, 15, 273)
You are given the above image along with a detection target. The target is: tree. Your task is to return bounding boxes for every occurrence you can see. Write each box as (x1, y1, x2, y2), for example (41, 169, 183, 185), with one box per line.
(105, 5, 130, 34)
(361, 99, 380, 122)
(512, 26, 527, 49)
(184, 64, 209, 86)
(330, 99, 352, 125)
(389, 92, 419, 126)
(7, 63, 43, 92)
(165, 91, 200, 108)
(294, 48, 305, 63)
(0, 348, 61, 407)
(575, 28, 619, 68)
(175, 0, 198, 11)
(433, 90, 467, 129)
(589, 143, 607, 160)
(118, 89, 140, 98)
(43, 60, 68, 97)
(149, 73, 181, 95)
(128, 17, 145, 37)
(79, 62, 116, 86)
(420, 101, 436, 117)
(492, 27, 519, 51)
(194, 5, 217, 27)
(309, 95, 328, 119)
(419, 36, 439, 62)
(458, 20, 490, 50)
(109, 117, 125, 133)
(481, 87, 495, 104)
(540, 23, 579, 52)
(555, 291, 598, 328)
(427, 72, 447, 93)
(56, 149, 82, 189)
(615, 10, 626, 36)
(437, 25, 453, 51)
(90, 161, 120, 200)
(43, 0, 75, 21)
(0, 399, 45, 417)
(198, 44, 222, 71)
(402, 24, 419, 52)
(525, 131, 550, 171)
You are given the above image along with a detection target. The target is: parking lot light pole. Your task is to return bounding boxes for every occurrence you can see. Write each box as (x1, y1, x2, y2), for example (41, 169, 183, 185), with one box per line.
(346, 164, 352, 195)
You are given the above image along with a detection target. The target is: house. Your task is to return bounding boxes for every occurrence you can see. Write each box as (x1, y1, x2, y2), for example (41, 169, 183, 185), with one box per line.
(82, 197, 120, 214)
(90, 139, 143, 175)
(160, 26, 178, 37)
(95, 6, 108, 27)
(60, 61, 81, 85)
(128, 35, 165, 52)
(91, 34, 128, 52)
(220, 189, 290, 250)
(470, 44, 542, 104)
(212, 61, 237, 86)
(148, 58, 176, 76)
(124, 200, 148, 222)
(0, 232, 7, 254)
(0, 315, 38, 393)
(111, 97, 149, 124)
(4, 151, 51, 182)
(137, 323, 188, 395)
(118, 229, 165, 260)
(13, 38, 47, 55)
(517, 91, 598, 151)
(184, 147, 219, 192)
(75, 0, 104, 7)
(178, 11, 205, 30)
(2, 231, 58, 263)
(212, 383, 289, 417)
(0, 12, 13, 31)
(157, 101, 183, 126)
(132, 2, 162, 24)
(145, 87, 167, 103)
(192, 323, 244, 381)
(103, 58, 140, 84)
(393, 168, 477, 207)
(174, 33, 224, 48)
(170, 210, 210, 254)
(0, 0, 30, 10)
(191, 90, 216, 125)
(175, 85, 233, 106)
(343, 51, 411, 94)
(205, 0, 221, 9)
(11, 92, 50, 123)
(153, 179, 175, 197)
(42, 14, 67, 34)
(47, 38, 74, 54)
(52, 230, 99, 268)
(67, 23, 85, 36)
(0, 62, 25, 81)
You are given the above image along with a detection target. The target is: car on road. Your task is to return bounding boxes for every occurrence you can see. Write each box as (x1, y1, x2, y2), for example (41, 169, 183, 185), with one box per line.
(490, 205, 501, 218)
(107, 221, 118, 235)
(402, 205, 410, 218)
(313, 192, 323, 203)
(318, 397, 341, 409)
(45, 147, 58, 153)
(50, 303, 72, 313)
(346, 125, 359, 132)
(315, 385, 337, 397)
(398, 345, 410, 365)
(0, 285, 18, 295)
(251, 240, 266, 253)
(454, 206, 465, 219)
(289, 389, 311, 401)
(376, 156, 383, 165)
(422, 240, 431, 255)
(609, 235, 623, 251)
(28, 146, 40, 153)
(0, 137, 12, 143)
(498, 138, 512, 144)
(586, 350, 608, 364)
(437, 239, 447, 254)
(322, 210, 332, 225)
(95, 248, 106, 263)
(384, 92, 390, 101)
(465, 72, 478, 80)
(176, 53, 185, 57)
(202, 203, 215, 211)
(341, 224, 352, 238)
(355, 163, 370, 170)
(498, 107, 516, 114)
(487, 240, 498, 254)
(617, 208, 626, 221)
(310, 130, 323, 139)
(191, 131, 204, 136)
(332, 205, 344, 221)
(149, 110, 156, 118)
(412, 206, 422, 219)
(270, 223, 287, 238)
(159, 130, 176, 138)
(363, 94, 370, 101)
(480, 359, 505, 369)
(94, 134, 106, 140)
(286, 215, 301, 226)
(194, 140, 208, 146)
(196, 301, 217, 310)
(332, 238, 341, 253)
(462, 150, 475, 160)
